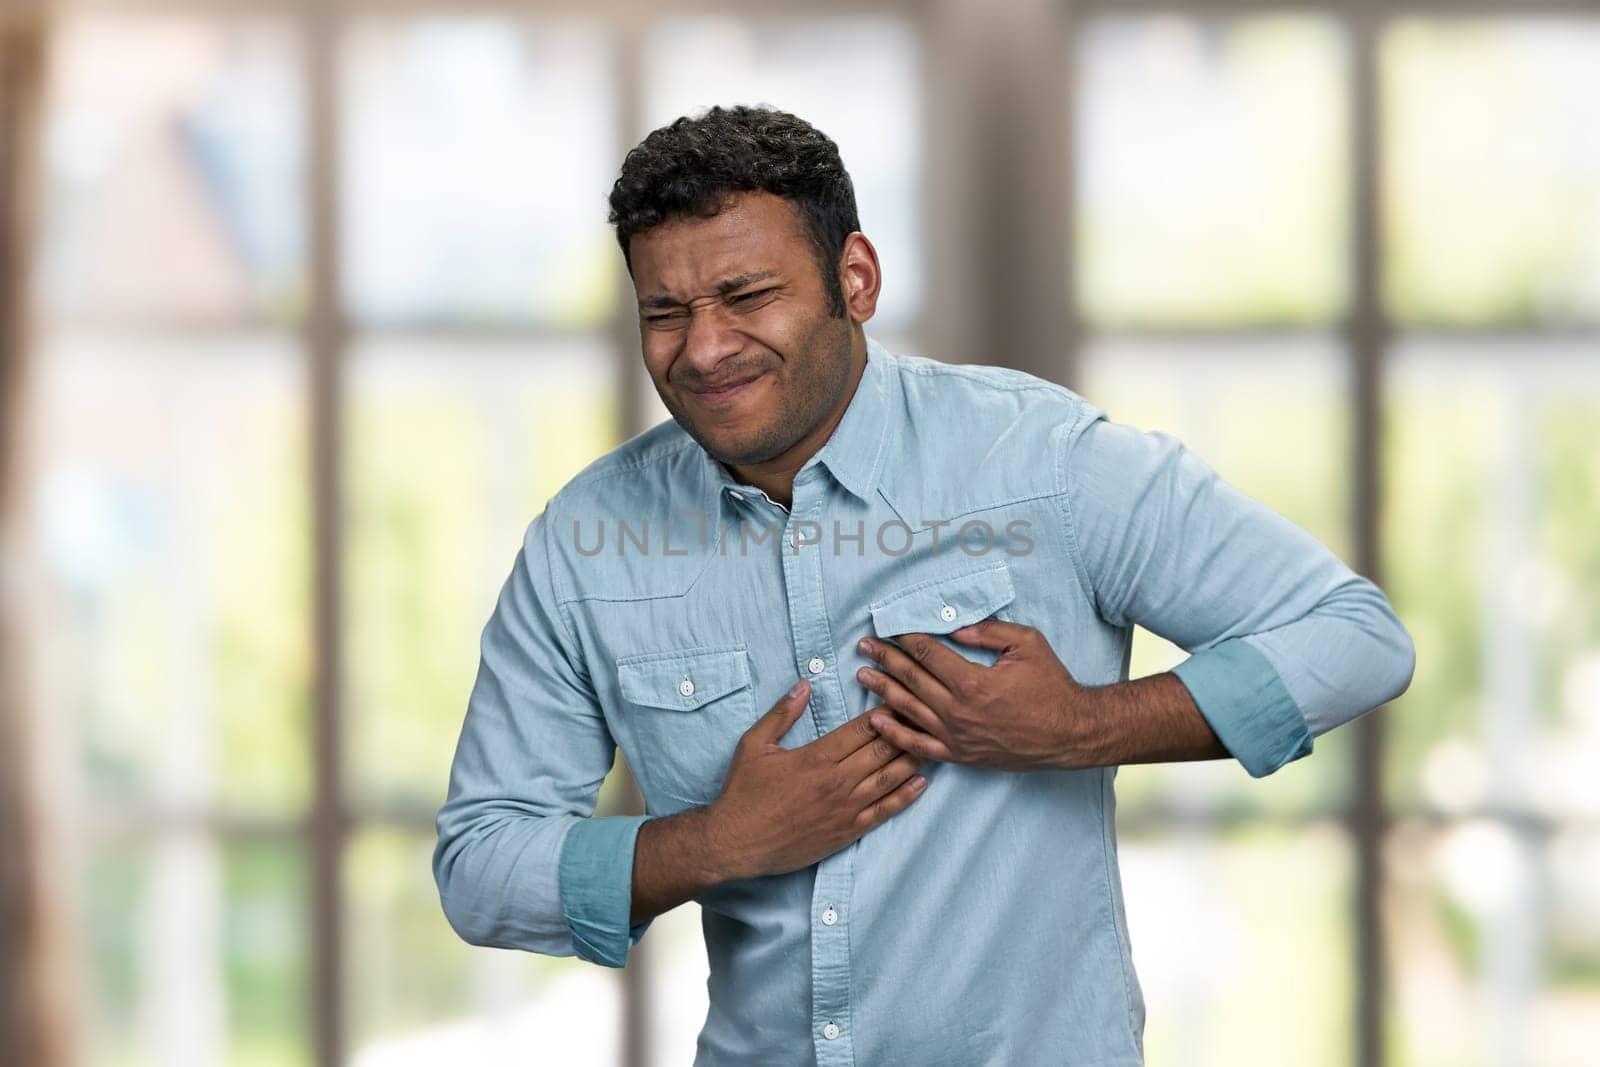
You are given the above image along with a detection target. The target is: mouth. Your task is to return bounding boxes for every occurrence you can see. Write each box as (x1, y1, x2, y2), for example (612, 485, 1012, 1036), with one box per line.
(685, 372, 765, 408)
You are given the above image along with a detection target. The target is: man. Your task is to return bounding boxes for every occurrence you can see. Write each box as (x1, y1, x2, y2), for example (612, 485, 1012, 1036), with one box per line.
(433, 105, 1415, 1065)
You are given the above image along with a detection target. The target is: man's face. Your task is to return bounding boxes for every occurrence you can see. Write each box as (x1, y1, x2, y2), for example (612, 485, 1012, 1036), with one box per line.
(628, 191, 857, 467)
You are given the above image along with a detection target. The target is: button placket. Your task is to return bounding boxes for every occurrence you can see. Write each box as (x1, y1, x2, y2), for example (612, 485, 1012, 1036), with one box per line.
(780, 488, 854, 1067)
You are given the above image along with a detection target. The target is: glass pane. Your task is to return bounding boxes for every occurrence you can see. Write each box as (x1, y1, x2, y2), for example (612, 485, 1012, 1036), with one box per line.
(1081, 337, 1353, 817)
(345, 337, 618, 812)
(1122, 824, 1353, 1066)
(1386, 820, 1600, 1066)
(345, 828, 620, 1066)
(40, 15, 303, 325)
(642, 16, 923, 332)
(1076, 16, 1348, 327)
(1383, 341, 1600, 814)
(80, 836, 309, 1067)
(30, 332, 311, 818)
(1383, 19, 1600, 326)
(341, 18, 616, 328)
(645, 901, 710, 1067)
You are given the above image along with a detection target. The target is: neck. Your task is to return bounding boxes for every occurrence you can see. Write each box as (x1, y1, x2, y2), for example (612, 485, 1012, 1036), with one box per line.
(728, 339, 867, 510)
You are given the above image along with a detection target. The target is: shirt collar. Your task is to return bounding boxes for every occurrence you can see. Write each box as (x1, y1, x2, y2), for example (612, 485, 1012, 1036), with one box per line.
(700, 331, 895, 511)
(809, 331, 894, 503)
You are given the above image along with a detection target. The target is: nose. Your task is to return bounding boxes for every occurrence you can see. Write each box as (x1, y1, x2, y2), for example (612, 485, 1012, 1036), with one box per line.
(678, 302, 744, 379)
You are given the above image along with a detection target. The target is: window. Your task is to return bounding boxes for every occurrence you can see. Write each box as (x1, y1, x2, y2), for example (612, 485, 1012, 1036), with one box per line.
(21, 3, 1596, 1066)
(26, 7, 925, 1067)
(1071, 8, 1600, 1066)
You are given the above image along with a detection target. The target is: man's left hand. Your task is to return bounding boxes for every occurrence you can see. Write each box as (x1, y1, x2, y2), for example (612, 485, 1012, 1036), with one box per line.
(854, 621, 1103, 772)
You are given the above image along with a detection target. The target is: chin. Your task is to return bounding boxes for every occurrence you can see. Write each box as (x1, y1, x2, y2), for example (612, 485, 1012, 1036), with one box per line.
(697, 425, 786, 468)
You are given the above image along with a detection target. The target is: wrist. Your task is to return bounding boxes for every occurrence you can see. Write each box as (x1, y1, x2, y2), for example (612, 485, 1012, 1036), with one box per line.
(695, 801, 756, 883)
(1051, 681, 1108, 770)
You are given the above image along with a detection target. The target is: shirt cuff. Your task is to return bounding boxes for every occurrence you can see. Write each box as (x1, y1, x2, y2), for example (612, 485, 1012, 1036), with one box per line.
(1170, 636, 1313, 778)
(558, 813, 656, 967)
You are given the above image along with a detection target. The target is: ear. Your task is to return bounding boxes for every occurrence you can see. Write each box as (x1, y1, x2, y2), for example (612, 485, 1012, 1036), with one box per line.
(838, 232, 882, 325)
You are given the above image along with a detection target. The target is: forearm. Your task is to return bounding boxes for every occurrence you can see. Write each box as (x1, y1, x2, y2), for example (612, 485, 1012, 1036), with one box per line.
(1067, 672, 1229, 768)
(434, 809, 581, 953)
(629, 806, 742, 926)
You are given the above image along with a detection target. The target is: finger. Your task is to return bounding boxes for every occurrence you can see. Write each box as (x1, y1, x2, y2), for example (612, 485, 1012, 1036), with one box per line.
(949, 618, 1033, 654)
(836, 715, 912, 780)
(859, 634, 960, 712)
(864, 632, 976, 690)
(804, 707, 884, 763)
(848, 749, 927, 807)
(855, 772, 929, 833)
(748, 678, 811, 745)
(867, 711, 953, 762)
(855, 665, 950, 743)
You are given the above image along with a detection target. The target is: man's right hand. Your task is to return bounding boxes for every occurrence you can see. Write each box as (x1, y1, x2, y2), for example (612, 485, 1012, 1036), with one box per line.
(703, 678, 930, 882)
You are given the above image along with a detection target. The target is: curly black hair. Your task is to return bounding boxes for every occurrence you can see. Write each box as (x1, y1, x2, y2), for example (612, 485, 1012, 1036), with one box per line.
(607, 104, 861, 318)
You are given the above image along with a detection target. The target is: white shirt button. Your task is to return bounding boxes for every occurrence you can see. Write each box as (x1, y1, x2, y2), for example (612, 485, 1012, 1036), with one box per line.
(808, 656, 825, 675)
(821, 906, 837, 926)
(678, 679, 695, 697)
(729, 490, 743, 501)
(939, 604, 957, 623)
(822, 1022, 840, 1040)
(790, 528, 803, 549)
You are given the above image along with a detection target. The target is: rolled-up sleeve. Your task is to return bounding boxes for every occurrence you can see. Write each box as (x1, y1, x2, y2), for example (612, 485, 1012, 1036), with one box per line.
(1055, 401, 1416, 777)
(432, 510, 654, 966)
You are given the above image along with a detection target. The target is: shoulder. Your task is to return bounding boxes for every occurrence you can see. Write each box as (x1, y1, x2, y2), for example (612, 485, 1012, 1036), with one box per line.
(545, 417, 700, 516)
(890, 351, 1100, 441)
(878, 350, 1103, 523)
(538, 417, 716, 601)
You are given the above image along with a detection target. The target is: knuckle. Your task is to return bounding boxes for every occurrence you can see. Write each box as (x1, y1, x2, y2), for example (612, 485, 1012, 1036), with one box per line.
(872, 737, 898, 762)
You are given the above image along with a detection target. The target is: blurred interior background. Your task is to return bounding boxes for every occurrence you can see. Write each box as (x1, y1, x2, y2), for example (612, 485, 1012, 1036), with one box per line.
(0, 1, 1597, 1065)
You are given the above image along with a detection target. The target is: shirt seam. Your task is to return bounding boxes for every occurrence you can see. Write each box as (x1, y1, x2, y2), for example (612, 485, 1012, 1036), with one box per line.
(1097, 766, 1143, 1056)
(865, 558, 1012, 612)
(561, 435, 702, 491)
(893, 357, 1075, 396)
(881, 485, 1063, 531)
(541, 511, 593, 686)
(1051, 400, 1103, 618)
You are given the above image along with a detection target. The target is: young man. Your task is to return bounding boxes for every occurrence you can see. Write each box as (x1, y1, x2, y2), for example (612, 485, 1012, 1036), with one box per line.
(434, 105, 1415, 1065)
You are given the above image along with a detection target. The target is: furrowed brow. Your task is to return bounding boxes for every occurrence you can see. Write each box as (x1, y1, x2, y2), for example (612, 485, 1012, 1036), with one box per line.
(639, 270, 779, 310)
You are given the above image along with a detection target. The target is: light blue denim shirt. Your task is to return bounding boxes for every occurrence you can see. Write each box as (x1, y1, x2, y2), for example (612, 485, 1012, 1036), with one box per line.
(434, 333, 1415, 1065)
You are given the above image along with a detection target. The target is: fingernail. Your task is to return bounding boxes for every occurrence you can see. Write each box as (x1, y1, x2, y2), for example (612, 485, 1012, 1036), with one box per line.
(911, 775, 927, 789)
(868, 714, 883, 732)
(789, 679, 806, 697)
(857, 637, 873, 654)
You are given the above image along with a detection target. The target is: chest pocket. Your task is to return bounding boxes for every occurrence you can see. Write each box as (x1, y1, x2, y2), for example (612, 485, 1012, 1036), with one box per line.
(868, 561, 1017, 668)
(614, 645, 756, 813)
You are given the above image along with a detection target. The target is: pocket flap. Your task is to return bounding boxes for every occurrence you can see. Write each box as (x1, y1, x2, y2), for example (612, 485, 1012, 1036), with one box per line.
(868, 562, 1016, 638)
(616, 646, 751, 711)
